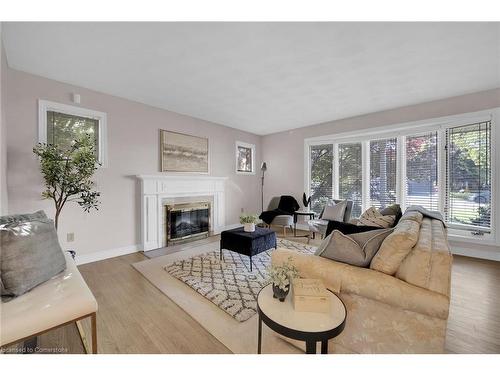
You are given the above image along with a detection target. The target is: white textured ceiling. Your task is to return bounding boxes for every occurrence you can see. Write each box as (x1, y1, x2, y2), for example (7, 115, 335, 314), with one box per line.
(3, 22, 500, 135)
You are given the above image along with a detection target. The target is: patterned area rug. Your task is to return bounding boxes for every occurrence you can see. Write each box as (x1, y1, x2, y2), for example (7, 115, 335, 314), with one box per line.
(164, 238, 315, 322)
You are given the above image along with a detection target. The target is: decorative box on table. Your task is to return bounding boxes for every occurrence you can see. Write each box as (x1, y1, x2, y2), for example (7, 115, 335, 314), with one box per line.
(292, 278, 330, 313)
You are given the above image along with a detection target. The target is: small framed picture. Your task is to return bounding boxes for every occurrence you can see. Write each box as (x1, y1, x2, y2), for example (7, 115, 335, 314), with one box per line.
(236, 141, 255, 174)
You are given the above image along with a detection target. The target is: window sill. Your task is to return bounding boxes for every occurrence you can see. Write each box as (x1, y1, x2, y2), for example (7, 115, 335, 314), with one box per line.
(236, 171, 256, 175)
(447, 231, 497, 247)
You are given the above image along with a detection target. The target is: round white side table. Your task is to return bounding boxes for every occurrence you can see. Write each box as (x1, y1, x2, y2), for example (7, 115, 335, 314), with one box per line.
(257, 283, 346, 354)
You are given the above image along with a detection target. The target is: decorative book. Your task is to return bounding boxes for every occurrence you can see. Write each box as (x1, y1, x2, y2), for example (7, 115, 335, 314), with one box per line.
(292, 278, 330, 313)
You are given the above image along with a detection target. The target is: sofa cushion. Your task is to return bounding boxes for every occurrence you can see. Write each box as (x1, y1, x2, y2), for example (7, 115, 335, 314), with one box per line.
(396, 218, 452, 296)
(399, 211, 424, 224)
(379, 204, 403, 225)
(0, 217, 66, 300)
(314, 232, 332, 255)
(370, 219, 420, 275)
(358, 207, 395, 228)
(321, 200, 347, 221)
(317, 228, 393, 267)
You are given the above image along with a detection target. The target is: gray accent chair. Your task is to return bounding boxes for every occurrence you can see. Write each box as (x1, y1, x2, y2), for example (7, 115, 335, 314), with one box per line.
(307, 199, 353, 242)
(264, 196, 294, 237)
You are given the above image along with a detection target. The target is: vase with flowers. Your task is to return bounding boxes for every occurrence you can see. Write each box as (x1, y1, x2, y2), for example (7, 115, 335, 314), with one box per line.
(268, 257, 299, 302)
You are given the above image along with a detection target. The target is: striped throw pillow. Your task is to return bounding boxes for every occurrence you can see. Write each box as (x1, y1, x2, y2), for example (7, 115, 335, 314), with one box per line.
(357, 207, 395, 228)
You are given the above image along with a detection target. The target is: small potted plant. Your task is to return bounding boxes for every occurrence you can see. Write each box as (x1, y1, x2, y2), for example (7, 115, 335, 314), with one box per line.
(240, 213, 258, 232)
(268, 257, 299, 302)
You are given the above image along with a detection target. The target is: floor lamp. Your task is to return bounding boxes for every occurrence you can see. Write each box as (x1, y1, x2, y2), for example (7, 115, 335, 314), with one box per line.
(260, 162, 267, 213)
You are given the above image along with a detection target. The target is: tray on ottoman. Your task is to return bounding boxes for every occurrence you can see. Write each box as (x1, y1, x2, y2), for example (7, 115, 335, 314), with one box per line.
(220, 227, 277, 271)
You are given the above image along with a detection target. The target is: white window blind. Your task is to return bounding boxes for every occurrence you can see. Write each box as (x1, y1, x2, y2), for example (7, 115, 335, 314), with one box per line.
(309, 144, 334, 215)
(338, 143, 363, 217)
(445, 121, 492, 232)
(370, 138, 397, 209)
(405, 132, 439, 210)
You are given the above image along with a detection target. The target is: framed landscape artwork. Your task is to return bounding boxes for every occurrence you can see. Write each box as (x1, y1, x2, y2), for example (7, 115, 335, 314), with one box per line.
(160, 130, 209, 173)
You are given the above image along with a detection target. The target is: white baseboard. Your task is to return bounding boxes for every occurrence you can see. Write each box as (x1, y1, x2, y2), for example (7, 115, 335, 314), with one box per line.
(220, 223, 242, 231)
(451, 245, 500, 261)
(75, 224, 241, 265)
(75, 244, 140, 265)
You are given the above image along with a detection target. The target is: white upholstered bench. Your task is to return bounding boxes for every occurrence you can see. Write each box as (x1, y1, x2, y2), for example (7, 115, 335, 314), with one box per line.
(0, 253, 98, 353)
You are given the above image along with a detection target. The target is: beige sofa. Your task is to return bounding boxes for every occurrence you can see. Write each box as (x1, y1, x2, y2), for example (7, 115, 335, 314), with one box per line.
(272, 213, 452, 353)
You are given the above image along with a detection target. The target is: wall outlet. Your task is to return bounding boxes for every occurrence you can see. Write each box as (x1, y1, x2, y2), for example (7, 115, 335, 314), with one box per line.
(241, 207, 244, 213)
(67, 233, 75, 242)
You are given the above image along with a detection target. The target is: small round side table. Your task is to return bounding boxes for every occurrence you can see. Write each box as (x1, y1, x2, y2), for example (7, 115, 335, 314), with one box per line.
(293, 211, 315, 237)
(257, 284, 346, 354)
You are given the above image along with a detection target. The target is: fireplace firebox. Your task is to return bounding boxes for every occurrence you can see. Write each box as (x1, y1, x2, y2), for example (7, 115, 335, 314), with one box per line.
(166, 202, 210, 246)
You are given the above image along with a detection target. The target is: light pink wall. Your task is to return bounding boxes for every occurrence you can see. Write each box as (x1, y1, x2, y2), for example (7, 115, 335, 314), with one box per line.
(261, 88, 500, 210)
(5, 67, 262, 256)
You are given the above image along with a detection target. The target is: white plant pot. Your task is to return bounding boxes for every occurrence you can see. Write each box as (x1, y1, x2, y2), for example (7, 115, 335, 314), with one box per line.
(243, 223, 256, 232)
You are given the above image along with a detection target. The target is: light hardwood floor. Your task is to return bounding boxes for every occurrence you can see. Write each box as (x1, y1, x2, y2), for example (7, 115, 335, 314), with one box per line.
(22, 230, 500, 354)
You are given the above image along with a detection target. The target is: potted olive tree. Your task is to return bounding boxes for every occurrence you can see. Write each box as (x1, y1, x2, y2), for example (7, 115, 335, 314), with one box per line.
(33, 135, 101, 230)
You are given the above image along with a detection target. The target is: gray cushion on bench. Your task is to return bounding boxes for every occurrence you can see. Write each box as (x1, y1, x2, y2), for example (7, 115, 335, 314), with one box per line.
(1, 215, 66, 301)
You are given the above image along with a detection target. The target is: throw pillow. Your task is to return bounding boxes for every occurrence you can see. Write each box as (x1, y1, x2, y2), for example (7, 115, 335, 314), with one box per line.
(321, 200, 347, 221)
(379, 204, 402, 225)
(370, 219, 421, 275)
(314, 233, 332, 255)
(325, 220, 380, 237)
(0, 217, 66, 300)
(317, 228, 394, 267)
(0, 210, 47, 225)
(357, 207, 395, 228)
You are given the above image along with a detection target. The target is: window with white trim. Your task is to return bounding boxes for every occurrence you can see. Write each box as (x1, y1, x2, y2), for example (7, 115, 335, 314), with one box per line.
(38, 100, 108, 166)
(445, 121, 492, 233)
(305, 111, 496, 241)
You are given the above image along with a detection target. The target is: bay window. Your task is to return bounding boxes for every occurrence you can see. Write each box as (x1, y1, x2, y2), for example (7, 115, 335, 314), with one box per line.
(305, 110, 497, 242)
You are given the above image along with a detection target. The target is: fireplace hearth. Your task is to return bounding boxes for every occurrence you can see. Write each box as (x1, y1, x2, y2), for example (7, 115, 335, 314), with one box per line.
(166, 202, 210, 246)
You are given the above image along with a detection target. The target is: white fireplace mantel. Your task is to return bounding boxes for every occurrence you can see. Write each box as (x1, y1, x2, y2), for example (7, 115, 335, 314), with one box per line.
(137, 175, 228, 251)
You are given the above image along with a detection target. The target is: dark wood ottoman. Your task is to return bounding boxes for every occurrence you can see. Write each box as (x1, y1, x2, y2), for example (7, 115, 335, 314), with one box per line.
(220, 227, 277, 272)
